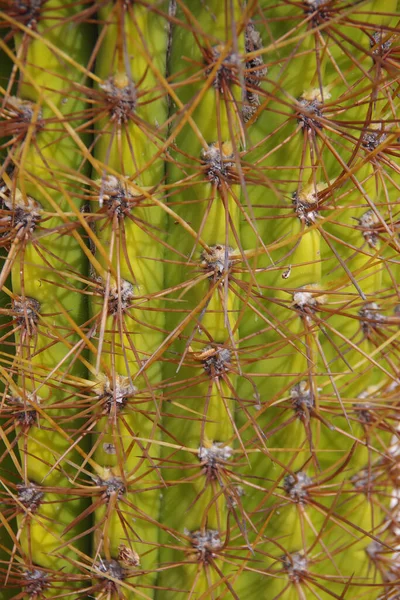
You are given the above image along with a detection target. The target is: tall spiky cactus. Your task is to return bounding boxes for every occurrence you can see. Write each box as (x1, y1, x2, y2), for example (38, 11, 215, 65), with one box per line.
(0, 1, 399, 599)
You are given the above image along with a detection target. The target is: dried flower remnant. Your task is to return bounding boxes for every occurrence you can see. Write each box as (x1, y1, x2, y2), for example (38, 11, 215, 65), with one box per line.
(283, 471, 312, 503)
(357, 209, 381, 248)
(12, 296, 40, 330)
(282, 552, 309, 583)
(8, 393, 40, 428)
(103, 442, 117, 455)
(296, 88, 330, 132)
(24, 568, 49, 597)
(198, 442, 233, 481)
(365, 540, 400, 583)
(244, 23, 267, 88)
(354, 402, 377, 427)
(10, 0, 43, 28)
(186, 529, 223, 564)
(359, 302, 386, 337)
(1, 96, 43, 139)
(370, 31, 394, 55)
(226, 485, 245, 509)
(96, 175, 145, 216)
(242, 90, 261, 124)
(99, 277, 135, 315)
(17, 482, 43, 512)
(0, 189, 41, 244)
(204, 45, 240, 91)
(100, 75, 137, 124)
(351, 466, 377, 493)
(96, 559, 125, 590)
(362, 124, 388, 151)
(94, 373, 138, 415)
(118, 544, 140, 568)
(292, 182, 327, 225)
(292, 285, 326, 315)
(5, 96, 40, 120)
(304, 0, 332, 28)
(243, 22, 267, 122)
(201, 142, 235, 187)
(93, 472, 126, 500)
(200, 244, 235, 280)
(291, 382, 315, 418)
(200, 346, 232, 378)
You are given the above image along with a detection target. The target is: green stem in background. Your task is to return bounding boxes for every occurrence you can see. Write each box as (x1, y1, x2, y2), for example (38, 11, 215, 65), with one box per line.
(89, 1, 168, 594)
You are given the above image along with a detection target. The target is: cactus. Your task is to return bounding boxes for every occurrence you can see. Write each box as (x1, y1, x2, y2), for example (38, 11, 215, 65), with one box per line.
(0, 1, 400, 599)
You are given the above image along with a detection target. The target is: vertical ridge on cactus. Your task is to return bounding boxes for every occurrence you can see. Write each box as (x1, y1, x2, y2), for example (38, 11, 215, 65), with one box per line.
(157, 3, 246, 595)
(0, 1, 399, 599)
(87, 1, 169, 592)
(0, 2, 95, 591)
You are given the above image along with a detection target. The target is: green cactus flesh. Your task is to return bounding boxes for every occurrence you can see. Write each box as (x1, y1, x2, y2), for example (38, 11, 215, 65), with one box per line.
(0, 1, 399, 599)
